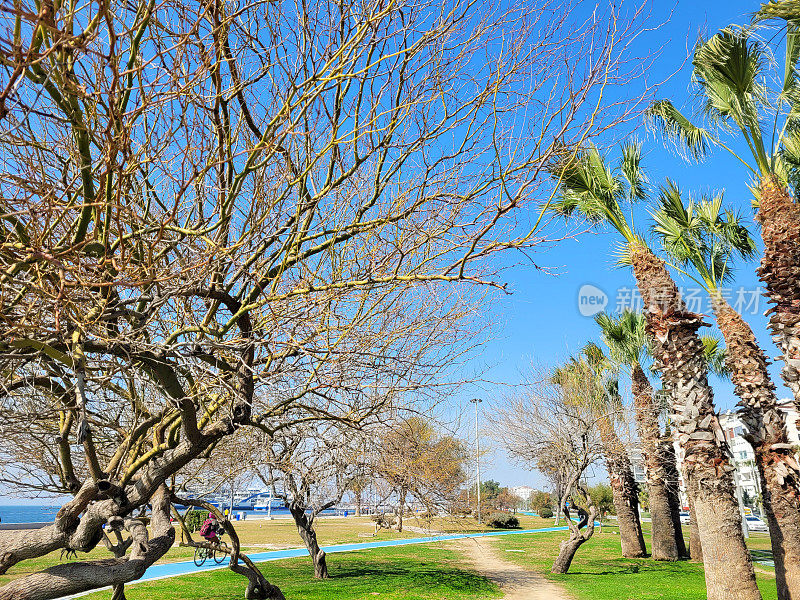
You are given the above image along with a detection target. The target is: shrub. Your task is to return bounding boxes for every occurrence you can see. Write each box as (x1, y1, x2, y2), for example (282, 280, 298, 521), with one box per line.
(372, 513, 397, 529)
(184, 509, 210, 533)
(486, 512, 519, 529)
(540, 507, 554, 519)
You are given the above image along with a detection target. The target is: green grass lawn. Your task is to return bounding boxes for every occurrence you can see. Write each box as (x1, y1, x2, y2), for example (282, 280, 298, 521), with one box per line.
(0, 513, 540, 587)
(0, 516, 416, 586)
(81, 544, 501, 600)
(493, 527, 779, 600)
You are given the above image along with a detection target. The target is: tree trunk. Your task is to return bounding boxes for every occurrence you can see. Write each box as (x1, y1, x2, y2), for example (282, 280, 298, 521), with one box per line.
(630, 244, 761, 600)
(713, 294, 800, 600)
(396, 488, 407, 533)
(289, 505, 328, 579)
(631, 365, 679, 560)
(660, 435, 688, 558)
(598, 416, 647, 558)
(551, 502, 598, 574)
(111, 584, 126, 600)
(757, 176, 800, 419)
(687, 495, 702, 563)
(174, 495, 285, 599)
(551, 536, 587, 574)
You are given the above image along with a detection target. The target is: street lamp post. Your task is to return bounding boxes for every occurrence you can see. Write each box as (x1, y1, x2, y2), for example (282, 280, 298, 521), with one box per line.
(470, 398, 482, 524)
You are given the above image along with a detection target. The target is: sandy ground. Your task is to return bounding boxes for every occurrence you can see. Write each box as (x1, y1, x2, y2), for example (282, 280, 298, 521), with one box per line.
(456, 536, 572, 600)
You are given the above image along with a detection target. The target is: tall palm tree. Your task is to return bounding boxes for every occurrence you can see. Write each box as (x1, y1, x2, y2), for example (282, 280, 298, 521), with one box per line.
(653, 183, 800, 599)
(656, 336, 729, 564)
(595, 310, 685, 560)
(554, 346, 646, 558)
(553, 144, 761, 600)
(647, 22, 800, 440)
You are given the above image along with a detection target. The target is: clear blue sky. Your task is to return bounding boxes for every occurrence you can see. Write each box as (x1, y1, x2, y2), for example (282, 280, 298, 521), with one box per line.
(467, 0, 784, 490)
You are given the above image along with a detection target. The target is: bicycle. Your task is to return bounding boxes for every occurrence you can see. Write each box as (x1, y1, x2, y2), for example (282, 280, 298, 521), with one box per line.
(193, 540, 229, 567)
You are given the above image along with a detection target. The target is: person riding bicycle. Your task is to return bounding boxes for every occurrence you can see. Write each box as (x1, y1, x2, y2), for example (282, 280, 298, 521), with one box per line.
(199, 513, 223, 545)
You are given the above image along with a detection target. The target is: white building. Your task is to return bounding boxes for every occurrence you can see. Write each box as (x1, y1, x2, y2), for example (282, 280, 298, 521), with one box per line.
(719, 400, 800, 506)
(628, 447, 647, 485)
(510, 485, 537, 501)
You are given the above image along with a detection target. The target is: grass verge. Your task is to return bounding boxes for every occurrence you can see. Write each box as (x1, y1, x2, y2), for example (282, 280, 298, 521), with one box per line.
(492, 527, 779, 600)
(81, 543, 502, 600)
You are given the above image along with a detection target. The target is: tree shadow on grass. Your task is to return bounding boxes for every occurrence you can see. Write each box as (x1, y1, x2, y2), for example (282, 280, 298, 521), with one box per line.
(327, 562, 494, 592)
(566, 558, 696, 577)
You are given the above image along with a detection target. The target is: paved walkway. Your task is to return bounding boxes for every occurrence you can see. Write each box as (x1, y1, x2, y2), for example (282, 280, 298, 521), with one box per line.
(64, 525, 570, 598)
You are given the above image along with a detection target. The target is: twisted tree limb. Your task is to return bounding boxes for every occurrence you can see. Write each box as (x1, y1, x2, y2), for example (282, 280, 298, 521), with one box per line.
(172, 494, 285, 600)
(0, 485, 174, 600)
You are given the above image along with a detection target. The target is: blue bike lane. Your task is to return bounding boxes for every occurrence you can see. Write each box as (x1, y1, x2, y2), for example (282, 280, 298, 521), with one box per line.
(65, 524, 570, 597)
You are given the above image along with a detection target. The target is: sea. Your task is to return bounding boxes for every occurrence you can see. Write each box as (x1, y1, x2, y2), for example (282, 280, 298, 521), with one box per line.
(0, 505, 61, 524)
(0, 504, 340, 524)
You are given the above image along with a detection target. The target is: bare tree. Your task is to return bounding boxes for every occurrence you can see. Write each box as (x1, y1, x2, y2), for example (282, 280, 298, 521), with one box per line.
(255, 420, 369, 579)
(0, 0, 656, 594)
(494, 365, 605, 574)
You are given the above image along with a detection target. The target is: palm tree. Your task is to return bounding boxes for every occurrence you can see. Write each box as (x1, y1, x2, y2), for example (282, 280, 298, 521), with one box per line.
(656, 336, 729, 565)
(653, 183, 800, 599)
(554, 346, 646, 558)
(553, 144, 761, 600)
(595, 310, 685, 560)
(647, 22, 800, 439)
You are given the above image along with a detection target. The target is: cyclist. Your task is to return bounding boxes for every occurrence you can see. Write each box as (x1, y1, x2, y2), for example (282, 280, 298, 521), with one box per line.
(199, 513, 222, 545)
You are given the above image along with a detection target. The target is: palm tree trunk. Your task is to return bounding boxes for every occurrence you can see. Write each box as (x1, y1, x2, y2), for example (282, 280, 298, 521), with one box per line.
(687, 494, 703, 562)
(598, 416, 647, 558)
(659, 431, 689, 557)
(713, 294, 800, 600)
(630, 244, 761, 600)
(660, 433, 688, 558)
(757, 176, 800, 418)
(631, 365, 679, 560)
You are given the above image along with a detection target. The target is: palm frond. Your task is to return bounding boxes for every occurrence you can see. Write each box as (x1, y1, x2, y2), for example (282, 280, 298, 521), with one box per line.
(582, 342, 607, 368)
(651, 181, 755, 288)
(594, 309, 650, 367)
(692, 28, 766, 137)
(784, 22, 800, 94)
(754, 1, 800, 22)
(646, 100, 711, 159)
(701, 335, 730, 379)
(620, 142, 647, 200)
(549, 146, 640, 241)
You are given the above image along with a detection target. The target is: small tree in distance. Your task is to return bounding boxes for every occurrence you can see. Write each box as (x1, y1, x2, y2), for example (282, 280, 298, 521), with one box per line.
(493, 364, 605, 574)
(378, 417, 468, 532)
(530, 491, 555, 517)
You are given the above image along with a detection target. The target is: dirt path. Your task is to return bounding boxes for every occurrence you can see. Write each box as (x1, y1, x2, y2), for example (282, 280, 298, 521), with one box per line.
(456, 536, 572, 600)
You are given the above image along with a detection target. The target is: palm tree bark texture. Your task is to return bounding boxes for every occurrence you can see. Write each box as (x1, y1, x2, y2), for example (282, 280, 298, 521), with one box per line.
(598, 415, 647, 558)
(630, 244, 761, 600)
(757, 177, 800, 419)
(713, 294, 800, 600)
(658, 431, 688, 558)
(631, 366, 681, 560)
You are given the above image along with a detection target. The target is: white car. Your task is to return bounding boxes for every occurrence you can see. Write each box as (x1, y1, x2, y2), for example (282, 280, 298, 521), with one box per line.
(679, 511, 691, 525)
(745, 515, 769, 532)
